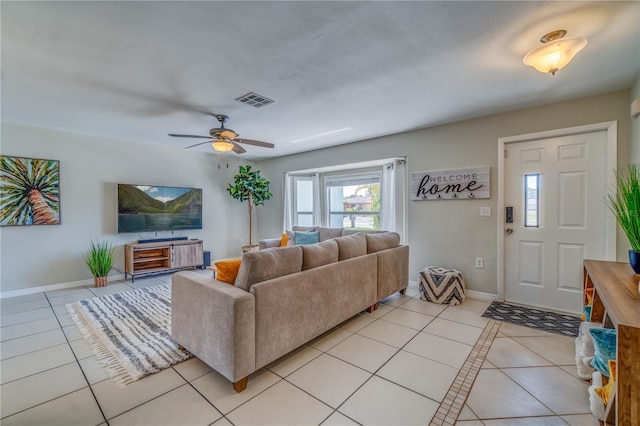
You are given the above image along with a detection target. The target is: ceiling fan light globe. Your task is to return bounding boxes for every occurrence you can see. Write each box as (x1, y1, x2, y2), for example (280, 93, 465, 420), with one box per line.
(212, 140, 234, 152)
(523, 37, 587, 75)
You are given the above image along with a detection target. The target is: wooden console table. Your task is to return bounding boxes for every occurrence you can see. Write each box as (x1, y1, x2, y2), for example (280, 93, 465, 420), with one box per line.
(125, 239, 203, 282)
(583, 260, 640, 425)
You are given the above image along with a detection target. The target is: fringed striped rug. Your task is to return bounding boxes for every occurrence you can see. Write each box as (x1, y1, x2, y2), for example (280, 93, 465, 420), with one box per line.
(67, 283, 192, 387)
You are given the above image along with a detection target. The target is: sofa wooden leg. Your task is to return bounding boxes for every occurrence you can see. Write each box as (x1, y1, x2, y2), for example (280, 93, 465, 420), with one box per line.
(399, 288, 407, 295)
(365, 305, 375, 313)
(374, 302, 380, 310)
(233, 377, 249, 393)
(178, 345, 185, 350)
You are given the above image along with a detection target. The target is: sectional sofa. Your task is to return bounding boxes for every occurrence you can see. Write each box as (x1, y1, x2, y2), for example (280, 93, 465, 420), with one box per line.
(171, 231, 409, 392)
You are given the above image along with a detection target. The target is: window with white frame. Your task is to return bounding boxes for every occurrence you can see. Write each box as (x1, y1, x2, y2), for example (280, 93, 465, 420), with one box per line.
(293, 176, 314, 227)
(325, 173, 381, 230)
(284, 158, 405, 241)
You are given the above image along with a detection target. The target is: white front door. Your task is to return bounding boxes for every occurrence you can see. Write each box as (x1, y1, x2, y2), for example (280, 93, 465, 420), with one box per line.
(503, 130, 612, 313)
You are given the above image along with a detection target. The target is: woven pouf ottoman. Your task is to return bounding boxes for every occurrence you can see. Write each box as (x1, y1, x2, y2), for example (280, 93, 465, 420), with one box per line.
(419, 266, 466, 305)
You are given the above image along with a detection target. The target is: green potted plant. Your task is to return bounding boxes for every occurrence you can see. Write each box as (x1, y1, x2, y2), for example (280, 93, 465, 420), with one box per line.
(85, 240, 116, 287)
(606, 164, 640, 273)
(227, 165, 273, 252)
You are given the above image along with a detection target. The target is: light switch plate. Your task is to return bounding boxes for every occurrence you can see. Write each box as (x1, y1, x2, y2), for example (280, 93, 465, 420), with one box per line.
(480, 207, 491, 216)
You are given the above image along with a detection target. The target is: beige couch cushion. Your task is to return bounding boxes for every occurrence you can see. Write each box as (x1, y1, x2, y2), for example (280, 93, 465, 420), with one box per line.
(335, 233, 367, 260)
(235, 246, 303, 291)
(342, 229, 385, 236)
(292, 226, 316, 232)
(316, 227, 343, 242)
(366, 232, 401, 253)
(302, 239, 339, 270)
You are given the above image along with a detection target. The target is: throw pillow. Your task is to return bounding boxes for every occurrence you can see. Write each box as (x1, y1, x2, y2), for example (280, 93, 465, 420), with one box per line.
(594, 360, 617, 405)
(589, 328, 617, 377)
(316, 227, 343, 242)
(294, 231, 320, 246)
(215, 259, 242, 285)
(286, 230, 295, 246)
(280, 232, 289, 247)
(583, 306, 592, 322)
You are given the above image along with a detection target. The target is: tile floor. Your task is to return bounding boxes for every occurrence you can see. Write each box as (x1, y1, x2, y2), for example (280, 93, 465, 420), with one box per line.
(0, 273, 598, 425)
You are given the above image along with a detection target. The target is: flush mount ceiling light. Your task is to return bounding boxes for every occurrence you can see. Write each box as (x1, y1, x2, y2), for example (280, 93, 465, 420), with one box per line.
(523, 30, 587, 75)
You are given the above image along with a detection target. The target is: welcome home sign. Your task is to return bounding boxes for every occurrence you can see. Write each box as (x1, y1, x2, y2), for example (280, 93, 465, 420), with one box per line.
(411, 167, 490, 200)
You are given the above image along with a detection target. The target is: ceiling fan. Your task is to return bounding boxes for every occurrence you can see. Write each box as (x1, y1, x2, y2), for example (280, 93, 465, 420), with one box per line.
(168, 114, 275, 154)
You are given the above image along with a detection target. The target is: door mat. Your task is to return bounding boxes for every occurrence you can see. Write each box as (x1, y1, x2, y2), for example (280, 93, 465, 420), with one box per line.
(67, 283, 192, 387)
(481, 301, 580, 337)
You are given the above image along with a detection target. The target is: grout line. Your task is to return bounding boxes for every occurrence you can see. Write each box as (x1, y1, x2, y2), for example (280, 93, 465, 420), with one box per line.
(45, 291, 110, 425)
(429, 319, 500, 426)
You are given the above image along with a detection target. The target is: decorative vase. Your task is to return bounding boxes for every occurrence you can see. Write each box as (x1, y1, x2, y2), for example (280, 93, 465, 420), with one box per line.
(94, 276, 108, 287)
(629, 250, 640, 274)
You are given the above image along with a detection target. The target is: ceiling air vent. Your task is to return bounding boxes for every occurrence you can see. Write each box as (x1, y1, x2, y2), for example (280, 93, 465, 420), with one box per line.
(235, 92, 275, 108)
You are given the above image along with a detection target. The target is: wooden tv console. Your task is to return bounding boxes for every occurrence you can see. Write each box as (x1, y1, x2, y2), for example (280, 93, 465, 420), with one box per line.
(124, 239, 203, 282)
(583, 260, 640, 425)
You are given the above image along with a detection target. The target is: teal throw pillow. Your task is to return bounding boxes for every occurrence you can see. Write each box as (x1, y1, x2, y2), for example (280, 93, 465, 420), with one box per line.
(294, 231, 320, 246)
(583, 306, 592, 322)
(589, 328, 616, 377)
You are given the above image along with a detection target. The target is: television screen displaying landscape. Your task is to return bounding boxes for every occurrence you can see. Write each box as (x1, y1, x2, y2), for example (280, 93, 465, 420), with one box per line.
(117, 184, 202, 233)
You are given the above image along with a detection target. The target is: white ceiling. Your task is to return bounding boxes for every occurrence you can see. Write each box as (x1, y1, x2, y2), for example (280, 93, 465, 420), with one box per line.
(2, 1, 638, 159)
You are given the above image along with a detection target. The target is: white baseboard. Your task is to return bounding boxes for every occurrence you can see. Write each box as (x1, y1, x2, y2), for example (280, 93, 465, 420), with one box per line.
(465, 290, 499, 303)
(0, 273, 126, 299)
(409, 280, 497, 303)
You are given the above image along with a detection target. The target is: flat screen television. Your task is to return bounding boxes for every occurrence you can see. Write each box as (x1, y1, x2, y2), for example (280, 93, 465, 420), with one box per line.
(117, 184, 202, 233)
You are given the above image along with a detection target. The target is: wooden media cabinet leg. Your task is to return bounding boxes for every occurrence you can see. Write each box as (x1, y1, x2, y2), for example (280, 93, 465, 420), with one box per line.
(233, 377, 249, 393)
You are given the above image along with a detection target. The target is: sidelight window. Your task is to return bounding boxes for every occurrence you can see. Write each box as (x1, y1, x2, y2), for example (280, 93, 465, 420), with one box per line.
(524, 174, 539, 227)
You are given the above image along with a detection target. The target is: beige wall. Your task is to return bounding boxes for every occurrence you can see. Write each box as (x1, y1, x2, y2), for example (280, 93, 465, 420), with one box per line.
(631, 75, 640, 163)
(0, 123, 252, 293)
(257, 90, 632, 295)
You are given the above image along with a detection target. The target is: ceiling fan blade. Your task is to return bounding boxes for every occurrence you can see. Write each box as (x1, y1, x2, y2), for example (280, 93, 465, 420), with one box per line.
(183, 140, 213, 149)
(235, 138, 275, 148)
(232, 142, 247, 154)
(168, 134, 210, 139)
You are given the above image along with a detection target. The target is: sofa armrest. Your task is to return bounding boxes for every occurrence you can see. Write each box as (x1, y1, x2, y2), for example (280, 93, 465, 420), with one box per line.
(259, 238, 282, 250)
(171, 271, 255, 382)
(377, 245, 410, 300)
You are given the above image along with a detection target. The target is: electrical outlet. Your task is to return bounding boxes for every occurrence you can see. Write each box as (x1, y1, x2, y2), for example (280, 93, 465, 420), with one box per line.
(475, 258, 484, 268)
(480, 207, 491, 216)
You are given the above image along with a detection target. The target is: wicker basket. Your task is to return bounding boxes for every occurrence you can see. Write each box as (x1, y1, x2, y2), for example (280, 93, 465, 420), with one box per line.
(94, 276, 108, 287)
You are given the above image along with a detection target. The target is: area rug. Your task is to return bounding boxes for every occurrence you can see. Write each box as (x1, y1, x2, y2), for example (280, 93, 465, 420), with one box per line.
(67, 283, 191, 386)
(481, 301, 580, 337)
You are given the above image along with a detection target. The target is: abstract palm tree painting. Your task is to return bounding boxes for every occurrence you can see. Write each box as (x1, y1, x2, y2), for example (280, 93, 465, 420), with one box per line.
(1, 156, 60, 226)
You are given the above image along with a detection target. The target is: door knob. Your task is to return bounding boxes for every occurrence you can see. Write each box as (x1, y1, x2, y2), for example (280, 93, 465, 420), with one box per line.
(506, 227, 514, 235)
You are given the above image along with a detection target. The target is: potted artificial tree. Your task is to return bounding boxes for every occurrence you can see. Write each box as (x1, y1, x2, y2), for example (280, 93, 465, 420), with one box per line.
(227, 165, 273, 252)
(85, 240, 116, 287)
(606, 164, 640, 273)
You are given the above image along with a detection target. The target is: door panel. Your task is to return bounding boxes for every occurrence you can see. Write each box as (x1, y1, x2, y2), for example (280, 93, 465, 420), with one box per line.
(505, 131, 608, 313)
(558, 172, 586, 228)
